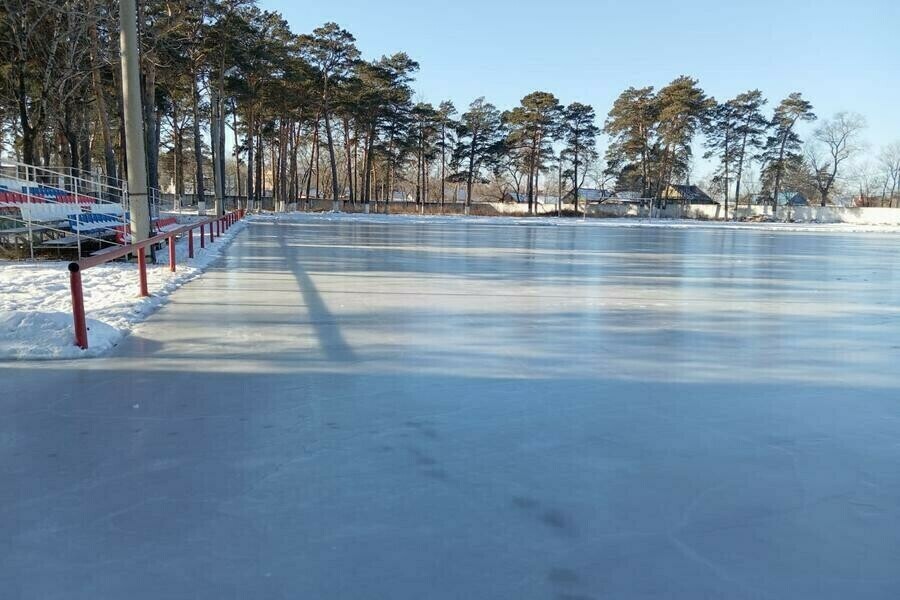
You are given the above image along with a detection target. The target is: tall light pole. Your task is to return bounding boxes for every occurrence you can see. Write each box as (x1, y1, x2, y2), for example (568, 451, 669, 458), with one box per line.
(120, 0, 151, 242)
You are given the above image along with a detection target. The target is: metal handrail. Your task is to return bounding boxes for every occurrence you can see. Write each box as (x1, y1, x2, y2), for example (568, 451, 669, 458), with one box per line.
(68, 209, 245, 349)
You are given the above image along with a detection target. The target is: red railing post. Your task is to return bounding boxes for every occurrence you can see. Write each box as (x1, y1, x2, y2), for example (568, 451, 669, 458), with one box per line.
(168, 235, 176, 272)
(137, 247, 149, 297)
(188, 227, 194, 258)
(200, 223, 206, 248)
(209, 220, 214, 243)
(69, 263, 88, 349)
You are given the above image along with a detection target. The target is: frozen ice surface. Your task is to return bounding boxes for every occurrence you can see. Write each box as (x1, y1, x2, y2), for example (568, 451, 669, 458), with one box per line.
(3, 213, 900, 599)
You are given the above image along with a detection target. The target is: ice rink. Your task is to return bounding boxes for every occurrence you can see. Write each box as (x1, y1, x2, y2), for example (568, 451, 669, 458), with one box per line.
(3, 214, 900, 599)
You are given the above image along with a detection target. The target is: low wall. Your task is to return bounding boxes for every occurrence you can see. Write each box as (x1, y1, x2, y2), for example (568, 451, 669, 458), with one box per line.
(282, 199, 561, 217)
(586, 202, 900, 225)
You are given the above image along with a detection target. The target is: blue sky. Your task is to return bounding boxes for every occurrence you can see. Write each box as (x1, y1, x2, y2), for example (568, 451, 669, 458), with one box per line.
(265, 0, 899, 175)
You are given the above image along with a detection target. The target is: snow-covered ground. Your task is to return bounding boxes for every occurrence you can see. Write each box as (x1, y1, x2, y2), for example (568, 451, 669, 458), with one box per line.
(0, 217, 247, 359)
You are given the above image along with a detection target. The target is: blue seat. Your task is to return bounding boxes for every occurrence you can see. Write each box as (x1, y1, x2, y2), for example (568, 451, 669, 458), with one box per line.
(67, 213, 122, 233)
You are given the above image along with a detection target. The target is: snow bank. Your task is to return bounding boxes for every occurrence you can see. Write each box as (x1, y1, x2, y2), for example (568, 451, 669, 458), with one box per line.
(256, 210, 900, 234)
(0, 218, 247, 360)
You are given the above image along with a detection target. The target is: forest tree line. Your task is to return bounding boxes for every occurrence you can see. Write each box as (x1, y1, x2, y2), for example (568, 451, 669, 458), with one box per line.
(2, 0, 900, 216)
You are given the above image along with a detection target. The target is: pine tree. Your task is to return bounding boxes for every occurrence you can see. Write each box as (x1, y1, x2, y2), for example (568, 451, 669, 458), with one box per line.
(300, 22, 360, 211)
(411, 102, 439, 206)
(435, 101, 457, 208)
(704, 100, 743, 217)
(760, 93, 816, 217)
(655, 76, 714, 201)
(452, 97, 505, 213)
(730, 90, 768, 211)
(503, 91, 563, 214)
(561, 102, 599, 213)
(603, 87, 658, 197)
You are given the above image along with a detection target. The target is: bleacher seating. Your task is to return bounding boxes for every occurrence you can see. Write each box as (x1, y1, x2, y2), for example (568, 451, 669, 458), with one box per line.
(67, 212, 127, 235)
(0, 187, 113, 223)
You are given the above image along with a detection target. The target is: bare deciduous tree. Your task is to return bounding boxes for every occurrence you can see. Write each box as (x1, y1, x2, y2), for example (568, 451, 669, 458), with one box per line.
(808, 112, 866, 206)
(878, 142, 900, 208)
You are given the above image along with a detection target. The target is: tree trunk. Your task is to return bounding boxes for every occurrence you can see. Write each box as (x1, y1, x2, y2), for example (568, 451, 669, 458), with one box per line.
(255, 131, 263, 206)
(466, 144, 475, 215)
(526, 136, 536, 215)
(289, 121, 298, 205)
(232, 103, 242, 207)
(174, 117, 184, 211)
(363, 126, 375, 208)
(573, 145, 580, 214)
(307, 117, 319, 206)
(190, 71, 206, 214)
(322, 101, 341, 211)
(17, 70, 38, 166)
(440, 123, 446, 207)
(246, 110, 254, 210)
(90, 23, 117, 183)
(143, 62, 159, 193)
(210, 75, 222, 213)
(216, 62, 226, 214)
(772, 137, 788, 221)
(314, 118, 321, 199)
(734, 133, 748, 217)
(343, 116, 354, 204)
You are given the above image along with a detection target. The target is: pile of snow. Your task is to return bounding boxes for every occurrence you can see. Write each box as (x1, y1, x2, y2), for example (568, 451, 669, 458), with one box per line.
(0, 217, 247, 360)
(0, 311, 119, 360)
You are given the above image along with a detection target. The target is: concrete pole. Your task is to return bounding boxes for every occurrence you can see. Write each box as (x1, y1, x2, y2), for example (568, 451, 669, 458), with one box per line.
(210, 81, 222, 215)
(119, 0, 150, 242)
(216, 65, 226, 216)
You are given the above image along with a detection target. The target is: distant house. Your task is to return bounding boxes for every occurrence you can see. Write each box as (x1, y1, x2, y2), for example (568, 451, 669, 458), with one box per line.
(505, 192, 562, 204)
(504, 192, 528, 203)
(605, 191, 647, 204)
(537, 194, 560, 205)
(777, 192, 808, 206)
(662, 184, 717, 205)
(561, 188, 614, 203)
(751, 191, 809, 207)
(832, 195, 854, 207)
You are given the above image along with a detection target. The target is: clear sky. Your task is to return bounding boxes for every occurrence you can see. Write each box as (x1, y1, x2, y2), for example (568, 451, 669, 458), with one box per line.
(263, 0, 899, 176)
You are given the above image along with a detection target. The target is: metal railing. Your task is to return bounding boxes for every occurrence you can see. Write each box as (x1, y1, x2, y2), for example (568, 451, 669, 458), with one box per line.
(0, 159, 165, 259)
(68, 209, 245, 349)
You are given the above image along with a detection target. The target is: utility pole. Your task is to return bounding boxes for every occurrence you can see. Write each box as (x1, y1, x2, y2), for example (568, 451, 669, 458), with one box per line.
(119, 0, 150, 242)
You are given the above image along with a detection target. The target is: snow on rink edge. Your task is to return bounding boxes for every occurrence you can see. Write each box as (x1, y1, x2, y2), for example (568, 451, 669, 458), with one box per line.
(0, 217, 248, 360)
(258, 210, 900, 234)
